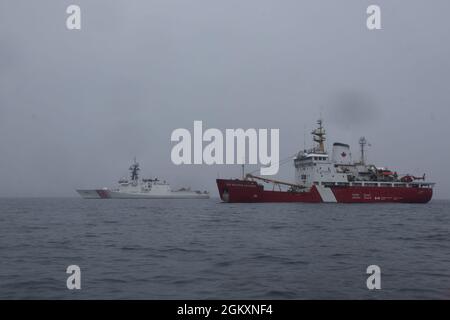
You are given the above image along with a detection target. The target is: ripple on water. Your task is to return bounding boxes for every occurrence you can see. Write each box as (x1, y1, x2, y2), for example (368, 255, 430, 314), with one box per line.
(1, 199, 450, 299)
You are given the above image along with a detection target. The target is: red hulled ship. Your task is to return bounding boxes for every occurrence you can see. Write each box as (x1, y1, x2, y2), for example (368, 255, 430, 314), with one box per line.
(216, 120, 434, 203)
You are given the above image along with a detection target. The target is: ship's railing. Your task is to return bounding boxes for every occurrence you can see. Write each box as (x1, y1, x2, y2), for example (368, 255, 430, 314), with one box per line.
(319, 181, 434, 188)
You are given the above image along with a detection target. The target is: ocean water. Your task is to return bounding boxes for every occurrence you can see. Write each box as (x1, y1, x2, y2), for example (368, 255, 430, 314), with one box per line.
(0, 198, 449, 299)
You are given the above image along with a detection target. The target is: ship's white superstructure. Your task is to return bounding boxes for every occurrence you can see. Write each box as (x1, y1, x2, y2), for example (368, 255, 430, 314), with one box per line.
(293, 120, 433, 189)
(76, 160, 209, 199)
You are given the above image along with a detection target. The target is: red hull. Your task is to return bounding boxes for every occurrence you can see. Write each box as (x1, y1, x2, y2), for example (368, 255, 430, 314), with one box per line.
(216, 179, 433, 203)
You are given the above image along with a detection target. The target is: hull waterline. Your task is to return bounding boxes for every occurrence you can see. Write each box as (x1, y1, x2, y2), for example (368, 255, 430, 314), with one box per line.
(77, 189, 209, 199)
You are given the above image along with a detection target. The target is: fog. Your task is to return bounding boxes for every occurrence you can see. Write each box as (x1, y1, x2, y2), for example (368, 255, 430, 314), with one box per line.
(1, 0, 449, 198)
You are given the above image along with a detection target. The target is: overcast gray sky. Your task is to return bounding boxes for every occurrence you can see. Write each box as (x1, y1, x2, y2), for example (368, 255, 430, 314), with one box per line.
(1, 0, 449, 198)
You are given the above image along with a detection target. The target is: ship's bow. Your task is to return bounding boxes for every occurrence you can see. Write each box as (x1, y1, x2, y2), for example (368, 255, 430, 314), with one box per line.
(216, 179, 263, 203)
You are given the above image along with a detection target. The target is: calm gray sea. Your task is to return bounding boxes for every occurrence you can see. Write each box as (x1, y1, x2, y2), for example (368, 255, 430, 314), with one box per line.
(0, 198, 449, 299)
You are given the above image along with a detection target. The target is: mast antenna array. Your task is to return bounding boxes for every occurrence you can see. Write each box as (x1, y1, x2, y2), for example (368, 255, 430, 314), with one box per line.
(311, 119, 326, 152)
(359, 137, 368, 165)
(129, 158, 140, 181)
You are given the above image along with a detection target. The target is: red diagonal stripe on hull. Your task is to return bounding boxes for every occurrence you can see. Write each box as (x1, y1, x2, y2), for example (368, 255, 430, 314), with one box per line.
(96, 190, 110, 199)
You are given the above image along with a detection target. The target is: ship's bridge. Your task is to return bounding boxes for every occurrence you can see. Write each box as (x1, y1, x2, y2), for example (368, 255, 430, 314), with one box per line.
(294, 149, 351, 187)
(293, 119, 349, 187)
(295, 149, 329, 166)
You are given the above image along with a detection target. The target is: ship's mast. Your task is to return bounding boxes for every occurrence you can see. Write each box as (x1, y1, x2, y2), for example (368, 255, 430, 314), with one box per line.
(129, 158, 140, 181)
(359, 137, 367, 165)
(311, 119, 326, 152)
